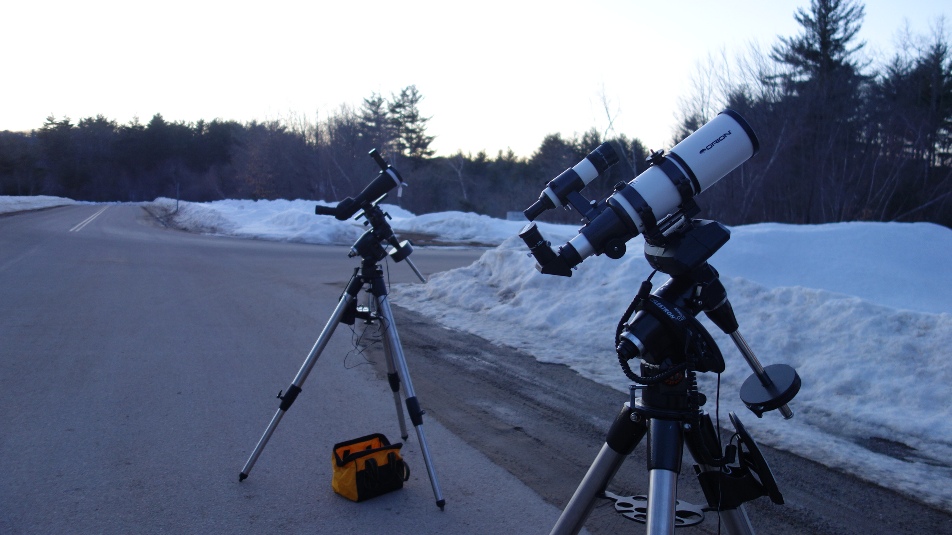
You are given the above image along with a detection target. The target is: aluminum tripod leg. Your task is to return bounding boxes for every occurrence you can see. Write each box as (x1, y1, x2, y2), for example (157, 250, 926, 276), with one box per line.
(238, 272, 361, 481)
(378, 312, 410, 441)
(551, 403, 646, 535)
(550, 443, 629, 535)
(645, 419, 684, 535)
(375, 292, 445, 510)
(718, 507, 756, 535)
(551, 401, 756, 535)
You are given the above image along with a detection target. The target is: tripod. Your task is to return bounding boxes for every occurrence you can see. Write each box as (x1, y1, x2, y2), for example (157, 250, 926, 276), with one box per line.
(238, 199, 446, 510)
(550, 219, 799, 535)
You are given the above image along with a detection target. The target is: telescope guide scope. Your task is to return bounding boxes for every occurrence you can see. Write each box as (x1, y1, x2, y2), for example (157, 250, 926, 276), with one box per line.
(523, 142, 620, 221)
(521, 109, 759, 276)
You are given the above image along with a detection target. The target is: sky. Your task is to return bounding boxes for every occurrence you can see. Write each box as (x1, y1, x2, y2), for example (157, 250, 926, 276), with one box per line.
(2, 1, 949, 157)
(3, 195, 951, 513)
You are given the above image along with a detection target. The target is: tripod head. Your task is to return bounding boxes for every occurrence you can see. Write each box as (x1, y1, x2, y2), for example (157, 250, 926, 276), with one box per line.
(315, 149, 425, 282)
(614, 219, 730, 372)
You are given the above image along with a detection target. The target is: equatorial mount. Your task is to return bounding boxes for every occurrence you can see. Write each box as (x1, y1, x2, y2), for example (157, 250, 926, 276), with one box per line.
(316, 149, 425, 282)
(616, 218, 800, 419)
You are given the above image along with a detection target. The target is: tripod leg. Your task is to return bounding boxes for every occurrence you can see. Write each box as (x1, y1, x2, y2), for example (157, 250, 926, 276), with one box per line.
(239, 272, 362, 481)
(550, 403, 647, 535)
(719, 508, 756, 535)
(646, 419, 684, 535)
(378, 322, 409, 440)
(684, 413, 758, 535)
(375, 292, 445, 510)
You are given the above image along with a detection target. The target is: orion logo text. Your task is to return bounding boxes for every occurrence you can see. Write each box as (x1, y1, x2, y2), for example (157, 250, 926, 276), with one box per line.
(699, 130, 732, 154)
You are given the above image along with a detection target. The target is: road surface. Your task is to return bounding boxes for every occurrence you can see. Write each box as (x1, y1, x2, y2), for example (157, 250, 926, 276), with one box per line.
(0, 204, 567, 534)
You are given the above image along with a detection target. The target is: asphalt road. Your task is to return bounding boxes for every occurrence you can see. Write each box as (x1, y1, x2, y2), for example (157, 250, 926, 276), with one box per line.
(0, 204, 569, 534)
(2, 204, 950, 534)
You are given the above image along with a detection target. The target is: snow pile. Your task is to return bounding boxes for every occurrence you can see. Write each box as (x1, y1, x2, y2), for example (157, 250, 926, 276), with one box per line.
(0, 195, 80, 214)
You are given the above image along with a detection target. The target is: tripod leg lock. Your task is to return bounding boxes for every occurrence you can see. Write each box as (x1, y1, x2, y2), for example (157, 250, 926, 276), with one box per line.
(405, 396, 425, 426)
(387, 372, 401, 393)
(277, 385, 302, 411)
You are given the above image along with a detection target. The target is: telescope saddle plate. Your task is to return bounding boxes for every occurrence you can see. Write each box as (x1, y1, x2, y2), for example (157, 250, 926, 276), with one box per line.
(603, 490, 704, 527)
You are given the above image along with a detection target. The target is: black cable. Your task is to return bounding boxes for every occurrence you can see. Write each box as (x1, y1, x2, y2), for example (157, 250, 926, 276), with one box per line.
(615, 271, 656, 346)
(716, 372, 723, 534)
(343, 308, 379, 369)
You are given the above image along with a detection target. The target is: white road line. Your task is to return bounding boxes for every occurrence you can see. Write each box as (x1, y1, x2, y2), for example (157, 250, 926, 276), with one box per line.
(69, 206, 109, 232)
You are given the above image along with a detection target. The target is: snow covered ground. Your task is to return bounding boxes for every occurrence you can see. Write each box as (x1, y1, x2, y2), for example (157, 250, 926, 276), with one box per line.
(0, 195, 83, 214)
(6, 195, 951, 512)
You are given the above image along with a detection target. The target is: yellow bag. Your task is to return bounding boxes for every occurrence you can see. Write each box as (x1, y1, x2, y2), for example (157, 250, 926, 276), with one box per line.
(332, 433, 410, 502)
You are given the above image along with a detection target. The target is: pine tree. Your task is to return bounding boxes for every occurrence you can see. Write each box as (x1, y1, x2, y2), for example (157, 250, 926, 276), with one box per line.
(769, 0, 871, 222)
(387, 85, 434, 161)
(357, 93, 393, 153)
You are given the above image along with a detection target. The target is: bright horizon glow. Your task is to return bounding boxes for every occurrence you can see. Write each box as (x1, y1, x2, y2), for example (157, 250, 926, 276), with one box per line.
(2, 0, 949, 157)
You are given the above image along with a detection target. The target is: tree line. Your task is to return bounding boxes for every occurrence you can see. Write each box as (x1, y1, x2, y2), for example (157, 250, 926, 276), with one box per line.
(1, 0, 949, 228)
(0, 84, 646, 222)
(680, 0, 951, 227)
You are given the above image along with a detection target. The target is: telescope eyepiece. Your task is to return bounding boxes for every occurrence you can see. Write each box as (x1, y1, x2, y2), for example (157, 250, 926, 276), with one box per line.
(524, 198, 553, 222)
(519, 223, 576, 277)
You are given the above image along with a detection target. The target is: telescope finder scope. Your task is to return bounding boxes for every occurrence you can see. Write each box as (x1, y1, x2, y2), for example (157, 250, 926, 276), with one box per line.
(523, 142, 620, 221)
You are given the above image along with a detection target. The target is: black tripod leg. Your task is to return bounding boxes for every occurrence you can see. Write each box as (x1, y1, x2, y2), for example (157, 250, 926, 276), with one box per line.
(550, 403, 647, 535)
(374, 291, 445, 510)
(239, 270, 363, 481)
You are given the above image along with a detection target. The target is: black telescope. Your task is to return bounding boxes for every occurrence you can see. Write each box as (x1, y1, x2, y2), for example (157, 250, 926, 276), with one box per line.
(316, 149, 405, 220)
(313, 149, 423, 274)
(520, 109, 759, 276)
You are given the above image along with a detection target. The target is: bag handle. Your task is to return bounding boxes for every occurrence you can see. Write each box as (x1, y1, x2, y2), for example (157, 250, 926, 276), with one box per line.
(387, 451, 410, 482)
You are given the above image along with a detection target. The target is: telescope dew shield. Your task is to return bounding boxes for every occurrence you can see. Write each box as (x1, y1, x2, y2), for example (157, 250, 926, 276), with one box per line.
(627, 110, 758, 235)
(622, 109, 759, 236)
